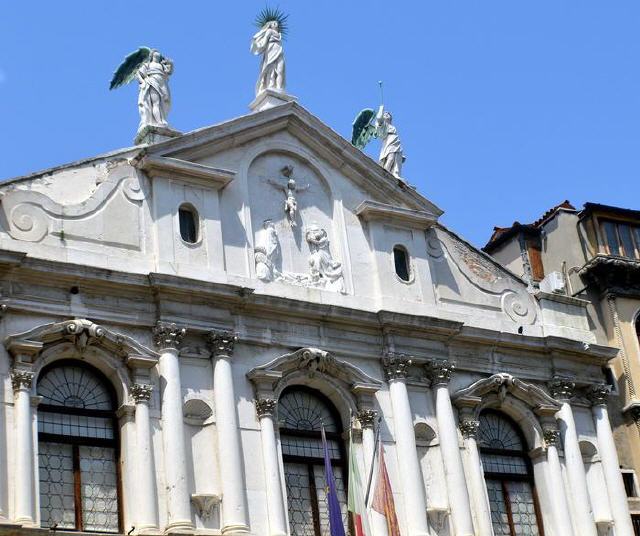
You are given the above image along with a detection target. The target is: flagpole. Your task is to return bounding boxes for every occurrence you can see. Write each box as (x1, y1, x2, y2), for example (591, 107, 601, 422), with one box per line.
(364, 416, 382, 505)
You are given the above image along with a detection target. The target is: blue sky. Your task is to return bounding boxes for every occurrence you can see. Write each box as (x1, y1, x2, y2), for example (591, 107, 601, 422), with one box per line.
(1, 2, 639, 247)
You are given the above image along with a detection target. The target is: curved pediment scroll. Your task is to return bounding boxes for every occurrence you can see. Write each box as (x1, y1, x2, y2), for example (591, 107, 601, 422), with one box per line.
(5, 318, 158, 368)
(428, 228, 538, 325)
(452, 373, 560, 417)
(247, 347, 382, 403)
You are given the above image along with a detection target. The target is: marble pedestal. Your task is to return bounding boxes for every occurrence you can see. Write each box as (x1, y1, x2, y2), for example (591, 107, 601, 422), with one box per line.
(249, 89, 297, 113)
(135, 125, 182, 146)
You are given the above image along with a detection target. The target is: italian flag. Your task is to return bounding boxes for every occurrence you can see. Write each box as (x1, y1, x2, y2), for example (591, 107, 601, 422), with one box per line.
(348, 433, 371, 536)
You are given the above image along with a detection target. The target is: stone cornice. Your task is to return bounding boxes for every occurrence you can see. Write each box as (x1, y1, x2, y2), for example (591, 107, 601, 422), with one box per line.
(1, 257, 616, 371)
(136, 155, 235, 191)
(355, 200, 437, 228)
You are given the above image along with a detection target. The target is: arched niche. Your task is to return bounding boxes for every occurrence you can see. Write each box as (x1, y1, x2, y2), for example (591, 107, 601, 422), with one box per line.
(246, 146, 336, 278)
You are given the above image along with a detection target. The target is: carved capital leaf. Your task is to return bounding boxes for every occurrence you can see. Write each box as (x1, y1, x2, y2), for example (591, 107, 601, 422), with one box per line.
(459, 419, 480, 439)
(357, 409, 378, 429)
(548, 378, 576, 401)
(11, 370, 34, 391)
(543, 428, 560, 447)
(207, 330, 237, 358)
(427, 360, 455, 385)
(382, 352, 412, 381)
(587, 384, 610, 406)
(131, 383, 153, 403)
(153, 321, 186, 350)
(255, 398, 277, 418)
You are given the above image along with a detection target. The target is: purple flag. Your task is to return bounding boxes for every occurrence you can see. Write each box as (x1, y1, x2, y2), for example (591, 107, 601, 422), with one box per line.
(321, 425, 346, 536)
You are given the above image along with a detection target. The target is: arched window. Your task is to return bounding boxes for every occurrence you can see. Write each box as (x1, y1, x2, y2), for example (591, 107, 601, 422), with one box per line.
(393, 245, 410, 282)
(178, 204, 199, 243)
(37, 362, 120, 533)
(278, 387, 348, 535)
(479, 410, 543, 536)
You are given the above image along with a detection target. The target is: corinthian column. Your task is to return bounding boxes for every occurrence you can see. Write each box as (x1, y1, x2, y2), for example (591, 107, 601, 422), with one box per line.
(12, 370, 35, 525)
(208, 330, 249, 535)
(588, 385, 634, 536)
(255, 399, 286, 536)
(131, 383, 159, 533)
(458, 413, 492, 536)
(153, 321, 193, 532)
(382, 353, 429, 535)
(549, 379, 597, 536)
(427, 361, 474, 536)
(542, 426, 574, 536)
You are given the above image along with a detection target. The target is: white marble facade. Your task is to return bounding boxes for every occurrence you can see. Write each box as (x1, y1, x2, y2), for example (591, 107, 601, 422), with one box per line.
(0, 101, 634, 536)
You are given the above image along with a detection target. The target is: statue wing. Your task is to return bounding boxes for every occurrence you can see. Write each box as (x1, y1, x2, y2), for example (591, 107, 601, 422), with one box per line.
(109, 47, 152, 90)
(351, 108, 378, 149)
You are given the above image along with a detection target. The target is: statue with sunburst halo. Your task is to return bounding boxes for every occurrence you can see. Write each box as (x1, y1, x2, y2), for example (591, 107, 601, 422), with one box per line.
(251, 7, 288, 96)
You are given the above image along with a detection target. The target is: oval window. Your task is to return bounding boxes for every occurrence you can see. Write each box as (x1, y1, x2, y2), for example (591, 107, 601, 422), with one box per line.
(179, 205, 198, 243)
(393, 246, 410, 281)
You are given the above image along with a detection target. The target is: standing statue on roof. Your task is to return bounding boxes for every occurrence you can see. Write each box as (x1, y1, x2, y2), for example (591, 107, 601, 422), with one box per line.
(251, 8, 288, 95)
(351, 82, 406, 179)
(110, 47, 174, 133)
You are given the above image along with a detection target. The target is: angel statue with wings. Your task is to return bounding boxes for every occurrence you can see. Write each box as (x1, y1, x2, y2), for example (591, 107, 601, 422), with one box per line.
(110, 47, 174, 133)
(251, 8, 288, 95)
(352, 101, 406, 179)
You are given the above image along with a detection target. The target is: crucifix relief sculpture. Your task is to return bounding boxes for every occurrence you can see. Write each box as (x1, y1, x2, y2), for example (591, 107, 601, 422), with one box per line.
(266, 165, 310, 227)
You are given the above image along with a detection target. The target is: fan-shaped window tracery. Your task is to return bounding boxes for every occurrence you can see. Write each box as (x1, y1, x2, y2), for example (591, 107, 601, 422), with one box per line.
(279, 387, 347, 536)
(37, 362, 120, 533)
(479, 410, 543, 536)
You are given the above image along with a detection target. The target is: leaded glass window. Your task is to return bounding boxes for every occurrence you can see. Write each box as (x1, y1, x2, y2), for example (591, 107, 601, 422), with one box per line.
(278, 387, 348, 536)
(479, 411, 543, 536)
(37, 362, 121, 532)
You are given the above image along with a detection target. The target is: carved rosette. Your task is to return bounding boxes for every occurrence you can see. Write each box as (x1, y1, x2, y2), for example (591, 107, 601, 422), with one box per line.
(427, 360, 455, 386)
(153, 321, 186, 350)
(207, 330, 237, 359)
(255, 398, 277, 418)
(357, 409, 378, 429)
(548, 378, 576, 401)
(11, 370, 34, 391)
(382, 352, 412, 381)
(587, 384, 610, 406)
(459, 419, 480, 439)
(543, 428, 560, 447)
(131, 383, 153, 403)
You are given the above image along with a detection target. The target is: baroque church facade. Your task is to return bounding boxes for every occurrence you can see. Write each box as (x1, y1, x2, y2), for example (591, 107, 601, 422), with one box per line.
(0, 91, 636, 536)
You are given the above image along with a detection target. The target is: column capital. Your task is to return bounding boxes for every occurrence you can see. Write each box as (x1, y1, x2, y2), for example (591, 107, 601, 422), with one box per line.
(153, 321, 186, 350)
(11, 370, 34, 391)
(131, 383, 154, 403)
(427, 360, 455, 386)
(382, 352, 412, 381)
(543, 428, 560, 447)
(357, 409, 378, 429)
(459, 419, 480, 439)
(548, 377, 576, 401)
(207, 329, 237, 359)
(587, 384, 610, 406)
(255, 398, 277, 418)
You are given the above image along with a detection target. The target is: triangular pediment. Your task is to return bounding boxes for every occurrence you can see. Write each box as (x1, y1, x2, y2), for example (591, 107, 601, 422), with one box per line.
(145, 101, 443, 216)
